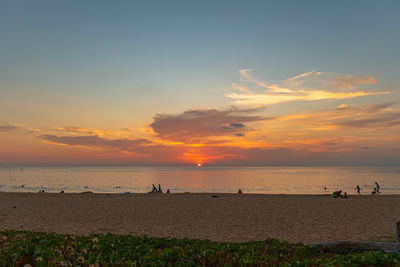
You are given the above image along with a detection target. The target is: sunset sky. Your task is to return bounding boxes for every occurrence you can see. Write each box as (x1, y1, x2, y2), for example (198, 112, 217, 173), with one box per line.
(1, 1, 400, 166)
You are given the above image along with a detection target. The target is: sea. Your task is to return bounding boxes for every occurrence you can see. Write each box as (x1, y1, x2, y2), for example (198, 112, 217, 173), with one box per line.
(0, 166, 399, 194)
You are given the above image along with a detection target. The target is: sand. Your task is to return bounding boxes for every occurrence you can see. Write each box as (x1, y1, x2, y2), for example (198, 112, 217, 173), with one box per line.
(0, 192, 399, 244)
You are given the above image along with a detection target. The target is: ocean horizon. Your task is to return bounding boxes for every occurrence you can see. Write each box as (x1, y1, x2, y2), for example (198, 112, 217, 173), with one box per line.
(1, 166, 399, 194)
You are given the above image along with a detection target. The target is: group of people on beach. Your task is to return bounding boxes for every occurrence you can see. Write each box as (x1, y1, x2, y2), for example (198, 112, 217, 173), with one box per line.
(150, 184, 170, 194)
(333, 181, 381, 198)
(356, 182, 380, 195)
(149, 184, 243, 194)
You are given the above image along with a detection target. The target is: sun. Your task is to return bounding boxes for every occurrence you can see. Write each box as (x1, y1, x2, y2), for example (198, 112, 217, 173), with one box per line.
(197, 163, 202, 167)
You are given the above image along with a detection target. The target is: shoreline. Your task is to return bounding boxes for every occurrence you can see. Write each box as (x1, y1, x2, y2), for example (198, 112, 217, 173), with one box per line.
(0, 191, 390, 196)
(1, 192, 399, 243)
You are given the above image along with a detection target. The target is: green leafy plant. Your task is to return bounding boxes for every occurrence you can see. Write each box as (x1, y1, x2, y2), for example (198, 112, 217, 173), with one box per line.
(0, 230, 399, 266)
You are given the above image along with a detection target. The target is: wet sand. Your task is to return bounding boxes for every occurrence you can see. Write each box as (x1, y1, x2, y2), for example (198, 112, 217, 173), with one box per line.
(0, 192, 399, 244)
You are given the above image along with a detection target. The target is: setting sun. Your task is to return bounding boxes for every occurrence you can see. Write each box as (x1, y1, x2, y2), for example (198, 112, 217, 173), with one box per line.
(197, 163, 202, 167)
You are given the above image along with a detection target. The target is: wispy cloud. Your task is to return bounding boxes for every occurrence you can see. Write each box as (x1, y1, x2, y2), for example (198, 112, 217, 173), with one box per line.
(38, 134, 195, 164)
(336, 75, 377, 89)
(56, 126, 113, 137)
(24, 128, 41, 134)
(0, 124, 43, 135)
(0, 124, 20, 133)
(227, 69, 388, 105)
(40, 134, 151, 151)
(281, 102, 400, 129)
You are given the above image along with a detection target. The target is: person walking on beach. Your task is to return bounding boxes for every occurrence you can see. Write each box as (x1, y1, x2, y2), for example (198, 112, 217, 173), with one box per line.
(151, 184, 157, 192)
(375, 182, 380, 194)
(158, 184, 163, 193)
(356, 185, 361, 195)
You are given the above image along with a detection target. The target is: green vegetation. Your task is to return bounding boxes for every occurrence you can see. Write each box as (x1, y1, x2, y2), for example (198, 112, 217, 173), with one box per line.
(0, 230, 400, 266)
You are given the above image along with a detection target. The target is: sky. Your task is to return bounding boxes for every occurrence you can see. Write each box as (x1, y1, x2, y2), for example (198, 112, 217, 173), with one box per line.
(1, 0, 400, 166)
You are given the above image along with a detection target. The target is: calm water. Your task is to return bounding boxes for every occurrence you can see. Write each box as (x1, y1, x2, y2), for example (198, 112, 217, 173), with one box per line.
(0, 166, 399, 194)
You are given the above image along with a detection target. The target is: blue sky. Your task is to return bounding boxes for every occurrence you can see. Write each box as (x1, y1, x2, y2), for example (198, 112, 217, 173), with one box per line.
(0, 1, 399, 165)
(2, 1, 399, 93)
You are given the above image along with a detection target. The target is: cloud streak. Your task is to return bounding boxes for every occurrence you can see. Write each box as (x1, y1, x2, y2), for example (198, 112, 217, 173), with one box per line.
(227, 69, 388, 105)
(56, 126, 114, 137)
(281, 102, 400, 129)
(336, 75, 377, 89)
(0, 124, 20, 133)
(40, 135, 151, 151)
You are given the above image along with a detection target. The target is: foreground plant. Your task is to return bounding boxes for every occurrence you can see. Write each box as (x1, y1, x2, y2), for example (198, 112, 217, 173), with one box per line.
(0, 230, 399, 266)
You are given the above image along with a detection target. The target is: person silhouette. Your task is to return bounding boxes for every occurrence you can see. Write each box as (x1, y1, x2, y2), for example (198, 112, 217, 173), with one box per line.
(375, 182, 380, 194)
(151, 184, 157, 192)
(158, 184, 163, 193)
(237, 188, 243, 194)
(356, 185, 361, 195)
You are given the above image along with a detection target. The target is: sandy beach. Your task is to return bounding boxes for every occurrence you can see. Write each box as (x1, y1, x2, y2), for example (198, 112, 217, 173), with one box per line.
(0, 192, 399, 244)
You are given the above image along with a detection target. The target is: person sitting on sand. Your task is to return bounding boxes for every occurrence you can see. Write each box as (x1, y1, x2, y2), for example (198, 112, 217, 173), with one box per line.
(356, 185, 361, 195)
(158, 184, 163, 193)
(166, 189, 170, 194)
(151, 184, 157, 193)
(343, 192, 348, 199)
(333, 190, 342, 198)
(237, 188, 243, 194)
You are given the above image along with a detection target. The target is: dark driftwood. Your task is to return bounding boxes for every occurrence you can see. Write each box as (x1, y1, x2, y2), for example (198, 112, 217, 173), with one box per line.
(309, 241, 400, 253)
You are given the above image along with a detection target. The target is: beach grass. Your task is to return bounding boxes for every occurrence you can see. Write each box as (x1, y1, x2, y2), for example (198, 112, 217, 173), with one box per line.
(1, 231, 400, 266)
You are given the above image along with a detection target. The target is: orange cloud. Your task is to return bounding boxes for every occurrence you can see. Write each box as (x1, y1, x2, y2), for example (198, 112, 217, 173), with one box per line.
(336, 75, 377, 89)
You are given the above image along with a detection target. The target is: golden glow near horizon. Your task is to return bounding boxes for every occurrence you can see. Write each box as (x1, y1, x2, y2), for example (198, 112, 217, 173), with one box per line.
(1, 69, 399, 166)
